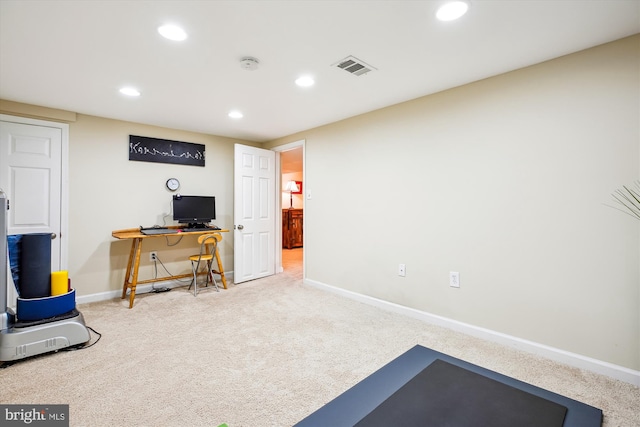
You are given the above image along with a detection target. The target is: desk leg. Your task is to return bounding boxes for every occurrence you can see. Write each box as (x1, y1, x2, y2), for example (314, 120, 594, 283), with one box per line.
(121, 238, 143, 308)
(128, 238, 143, 308)
(214, 247, 228, 289)
(121, 239, 136, 299)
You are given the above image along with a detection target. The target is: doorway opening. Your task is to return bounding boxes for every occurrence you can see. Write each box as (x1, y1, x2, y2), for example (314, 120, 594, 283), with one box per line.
(277, 143, 304, 278)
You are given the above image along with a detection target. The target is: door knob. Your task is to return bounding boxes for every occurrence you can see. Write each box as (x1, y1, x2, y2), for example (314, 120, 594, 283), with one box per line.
(51, 233, 57, 240)
(237, 225, 244, 230)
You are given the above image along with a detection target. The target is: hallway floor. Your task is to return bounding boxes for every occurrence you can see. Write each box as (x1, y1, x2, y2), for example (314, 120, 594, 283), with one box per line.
(282, 247, 302, 279)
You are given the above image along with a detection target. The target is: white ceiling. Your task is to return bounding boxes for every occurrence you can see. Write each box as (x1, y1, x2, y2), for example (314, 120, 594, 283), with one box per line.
(1, 1, 638, 143)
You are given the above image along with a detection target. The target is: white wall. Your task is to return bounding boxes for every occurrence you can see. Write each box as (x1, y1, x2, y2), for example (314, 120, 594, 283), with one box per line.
(267, 35, 640, 371)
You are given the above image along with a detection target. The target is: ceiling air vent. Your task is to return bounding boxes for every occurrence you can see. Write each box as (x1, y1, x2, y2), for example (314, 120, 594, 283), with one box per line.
(333, 55, 377, 76)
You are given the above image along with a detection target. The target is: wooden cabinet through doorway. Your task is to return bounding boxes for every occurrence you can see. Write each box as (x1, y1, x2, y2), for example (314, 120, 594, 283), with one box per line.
(283, 209, 303, 249)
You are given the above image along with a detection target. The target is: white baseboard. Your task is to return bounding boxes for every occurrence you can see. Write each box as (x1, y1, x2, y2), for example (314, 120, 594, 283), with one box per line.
(304, 278, 640, 387)
(76, 271, 234, 305)
(76, 280, 185, 304)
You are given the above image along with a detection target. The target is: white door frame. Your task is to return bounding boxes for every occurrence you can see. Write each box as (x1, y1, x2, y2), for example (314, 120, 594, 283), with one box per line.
(271, 139, 305, 274)
(0, 114, 69, 270)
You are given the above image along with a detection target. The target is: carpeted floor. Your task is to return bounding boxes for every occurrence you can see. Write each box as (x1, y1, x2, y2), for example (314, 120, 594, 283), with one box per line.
(1, 248, 638, 426)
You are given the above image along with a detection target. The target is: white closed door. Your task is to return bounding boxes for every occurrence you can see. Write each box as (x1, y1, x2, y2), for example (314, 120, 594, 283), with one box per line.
(234, 144, 276, 284)
(0, 119, 63, 270)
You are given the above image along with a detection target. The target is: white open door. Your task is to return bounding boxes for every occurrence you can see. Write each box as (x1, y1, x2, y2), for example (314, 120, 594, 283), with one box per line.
(0, 115, 67, 309)
(234, 144, 276, 284)
(0, 118, 65, 268)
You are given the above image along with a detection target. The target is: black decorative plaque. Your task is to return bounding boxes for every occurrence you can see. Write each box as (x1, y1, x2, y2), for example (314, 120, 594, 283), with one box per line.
(129, 135, 205, 166)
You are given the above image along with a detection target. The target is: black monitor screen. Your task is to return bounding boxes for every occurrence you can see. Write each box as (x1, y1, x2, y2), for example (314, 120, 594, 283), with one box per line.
(172, 195, 216, 227)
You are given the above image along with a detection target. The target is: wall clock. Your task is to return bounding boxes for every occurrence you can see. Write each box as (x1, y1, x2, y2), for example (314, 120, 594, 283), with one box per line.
(166, 178, 180, 191)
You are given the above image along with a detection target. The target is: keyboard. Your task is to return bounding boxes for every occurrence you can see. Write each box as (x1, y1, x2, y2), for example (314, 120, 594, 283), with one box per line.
(140, 228, 178, 235)
(183, 225, 221, 230)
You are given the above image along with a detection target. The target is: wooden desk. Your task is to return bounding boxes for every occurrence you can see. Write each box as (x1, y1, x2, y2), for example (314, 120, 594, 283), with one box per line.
(112, 227, 229, 308)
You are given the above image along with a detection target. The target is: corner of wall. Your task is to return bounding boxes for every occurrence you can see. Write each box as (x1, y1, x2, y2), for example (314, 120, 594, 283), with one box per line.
(0, 99, 77, 123)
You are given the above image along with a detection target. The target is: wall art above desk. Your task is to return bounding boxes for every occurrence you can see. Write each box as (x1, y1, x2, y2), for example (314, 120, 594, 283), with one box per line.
(129, 135, 205, 166)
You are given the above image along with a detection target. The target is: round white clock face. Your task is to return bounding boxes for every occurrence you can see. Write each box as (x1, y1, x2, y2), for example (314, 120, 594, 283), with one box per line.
(166, 178, 180, 191)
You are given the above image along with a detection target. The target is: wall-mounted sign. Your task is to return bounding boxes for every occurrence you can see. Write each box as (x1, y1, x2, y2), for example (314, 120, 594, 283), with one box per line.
(129, 135, 205, 166)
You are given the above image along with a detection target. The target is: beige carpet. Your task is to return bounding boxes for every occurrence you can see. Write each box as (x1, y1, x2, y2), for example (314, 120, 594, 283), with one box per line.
(1, 248, 638, 427)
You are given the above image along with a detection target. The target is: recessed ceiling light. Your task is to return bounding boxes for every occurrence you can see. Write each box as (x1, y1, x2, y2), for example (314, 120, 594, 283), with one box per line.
(436, 1, 469, 21)
(119, 87, 140, 97)
(228, 110, 243, 119)
(158, 24, 188, 41)
(295, 76, 315, 87)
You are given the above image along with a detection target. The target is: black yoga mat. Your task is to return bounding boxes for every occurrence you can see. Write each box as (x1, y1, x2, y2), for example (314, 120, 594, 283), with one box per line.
(19, 233, 52, 299)
(8, 235, 21, 292)
(355, 358, 567, 427)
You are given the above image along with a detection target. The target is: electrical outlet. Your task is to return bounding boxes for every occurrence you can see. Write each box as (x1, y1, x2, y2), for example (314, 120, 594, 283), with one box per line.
(150, 251, 158, 262)
(398, 264, 406, 277)
(450, 271, 460, 288)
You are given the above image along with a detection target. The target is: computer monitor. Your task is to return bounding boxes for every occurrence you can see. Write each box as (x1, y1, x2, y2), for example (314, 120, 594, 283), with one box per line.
(172, 195, 216, 229)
